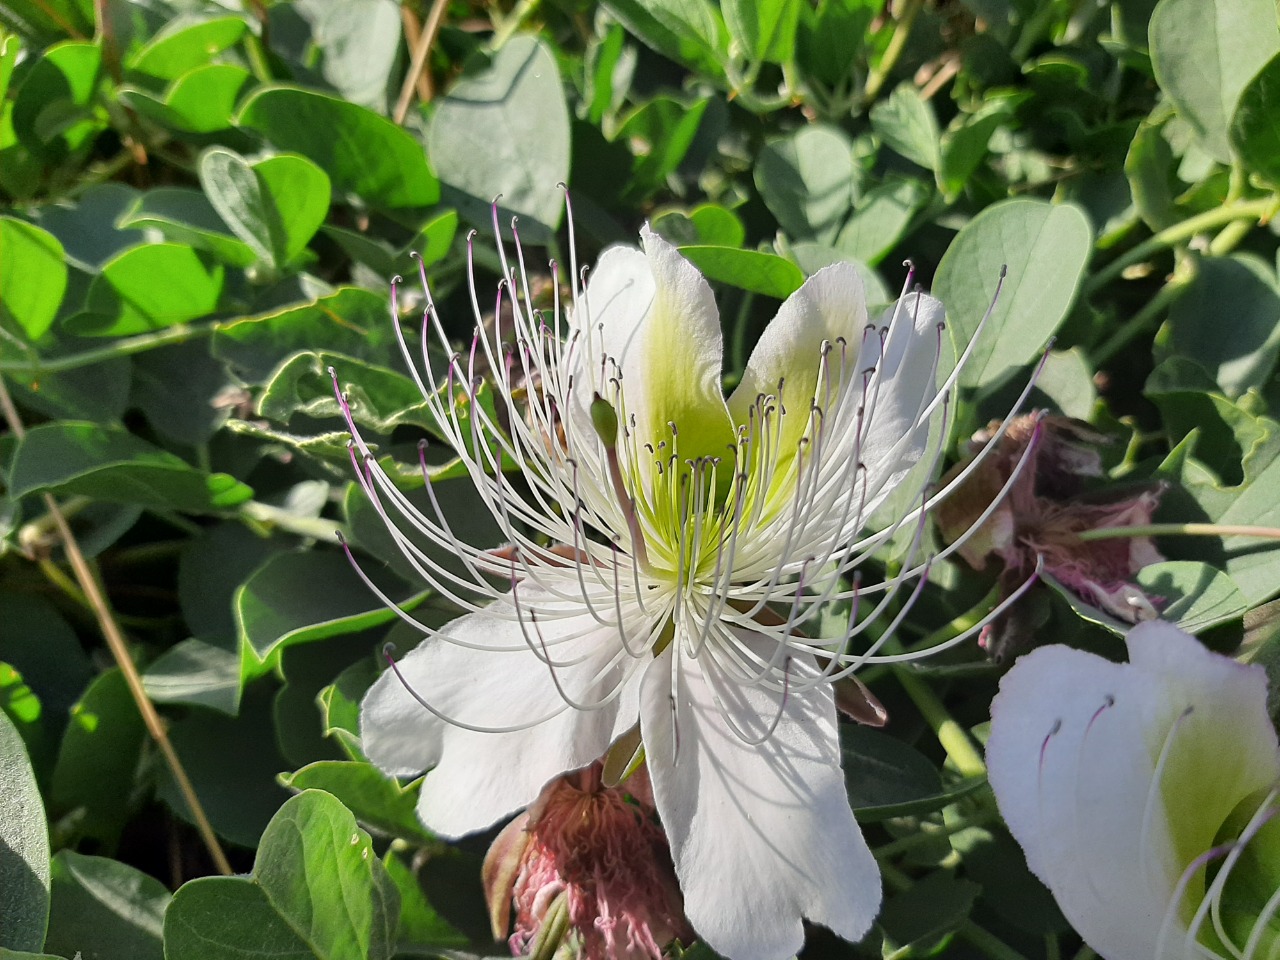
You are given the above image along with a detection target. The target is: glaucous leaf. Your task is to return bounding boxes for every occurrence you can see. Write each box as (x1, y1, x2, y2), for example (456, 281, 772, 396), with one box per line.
(933, 198, 1092, 389)
(1149, 0, 1280, 162)
(0, 710, 48, 953)
(429, 37, 569, 237)
(754, 124, 855, 244)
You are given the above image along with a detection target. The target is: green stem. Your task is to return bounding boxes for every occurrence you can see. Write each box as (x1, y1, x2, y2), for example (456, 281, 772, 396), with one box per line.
(0, 322, 220, 375)
(1078, 522, 1280, 542)
(874, 805, 997, 859)
(1089, 271, 1190, 366)
(863, 0, 923, 104)
(239, 501, 344, 543)
(1084, 198, 1274, 296)
(1208, 216, 1255, 257)
(894, 666, 987, 779)
(491, 0, 542, 48)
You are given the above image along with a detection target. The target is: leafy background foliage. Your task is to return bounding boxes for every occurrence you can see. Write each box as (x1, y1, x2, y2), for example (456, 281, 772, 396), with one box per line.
(2, 0, 1280, 957)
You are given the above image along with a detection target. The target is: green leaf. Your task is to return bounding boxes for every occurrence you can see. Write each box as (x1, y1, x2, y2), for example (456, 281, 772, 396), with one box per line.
(261, 351, 432, 434)
(842, 726, 984, 821)
(381, 850, 469, 952)
(157, 690, 292, 847)
(121, 64, 253, 134)
(163, 790, 400, 960)
(723, 0, 800, 63)
(939, 100, 1010, 199)
(70, 243, 224, 336)
(143, 639, 242, 716)
(933, 198, 1092, 389)
(870, 83, 941, 173)
(51, 669, 146, 848)
(1216, 454, 1280, 605)
(235, 550, 421, 673)
(237, 86, 439, 210)
(213, 287, 396, 385)
(615, 95, 709, 198)
(428, 36, 570, 237)
(1231, 51, 1280, 185)
(836, 178, 925, 266)
(294, 0, 402, 113)
(127, 16, 248, 83)
(0, 217, 66, 340)
(601, 0, 728, 80)
(754, 124, 854, 244)
(1149, 0, 1280, 162)
(199, 148, 331, 271)
(676, 245, 804, 299)
(43, 851, 168, 960)
(118, 187, 256, 266)
(7, 421, 254, 513)
(0, 710, 49, 953)
(1161, 254, 1280, 398)
(280, 761, 433, 845)
(1125, 114, 1179, 231)
(10, 40, 102, 158)
(880, 870, 980, 957)
(1044, 561, 1248, 635)
(323, 208, 457, 277)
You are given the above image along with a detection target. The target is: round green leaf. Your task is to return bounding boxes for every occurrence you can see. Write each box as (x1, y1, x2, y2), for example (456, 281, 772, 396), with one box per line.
(0, 217, 66, 340)
(44, 851, 168, 960)
(118, 188, 256, 266)
(836, 178, 926, 266)
(293, 0, 401, 113)
(121, 64, 253, 135)
(237, 86, 438, 210)
(0, 710, 48, 952)
(280, 761, 433, 845)
(675, 245, 805, 299)
(754, 124, 854, 244)
(200, 148, 331, 271)
(1150, 0, 1280, 162)
(1162, 254, 1280, 398)
(163, 790, 399, 960)
(73, 243, 224, 336)
(10, 41, 103, 157)
(7, 421, 254, 513)
(127, 17, 248, 83)
(50, 669, 146, 848)
(234, 551, 420, 672)
(933, 198, 1092, 390)
(1231, 51, 1280, 185)
(428, 35, 570, 236)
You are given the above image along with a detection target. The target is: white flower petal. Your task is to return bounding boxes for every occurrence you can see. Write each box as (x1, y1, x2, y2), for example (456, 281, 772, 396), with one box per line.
(639, 636, 880, 960)
(360, 588, 646, 838)
(856, 292, 945, 513)
(987, 621, 1280, 960)
(727, 262, 870, 459)
(575, 226, 734, 462)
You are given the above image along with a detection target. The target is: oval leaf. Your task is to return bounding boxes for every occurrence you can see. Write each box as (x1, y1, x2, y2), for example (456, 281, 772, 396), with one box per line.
(428, 36, 570, 235)
(163, 790, 399, 960)
(676, 245, 805, 298)
(0, 217, 66, 340)
(933, 198, 1092, 390)
(0, 710, 49, 952)
(238, 86, 438, 210)
(1150, 0, 1280, 162)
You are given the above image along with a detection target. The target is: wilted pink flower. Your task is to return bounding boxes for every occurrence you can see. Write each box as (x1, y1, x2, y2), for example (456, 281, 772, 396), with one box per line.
(935, 414, 1165, 660)
(483, 763, 691, 960)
